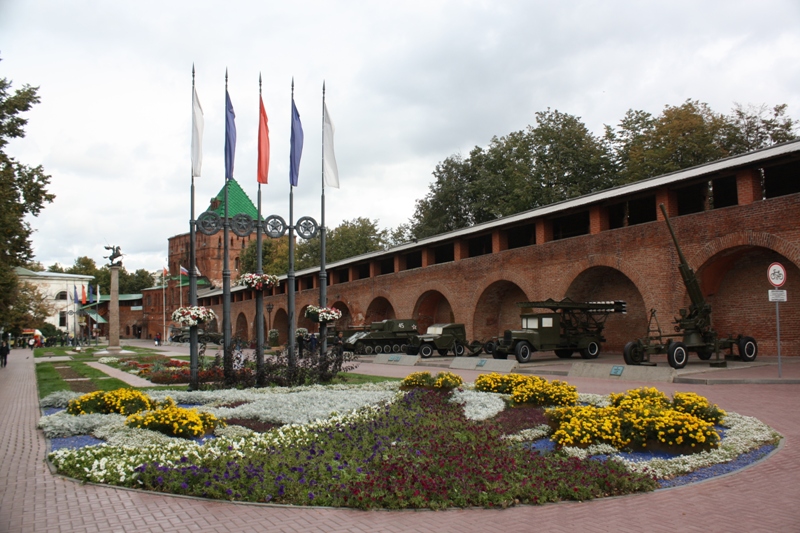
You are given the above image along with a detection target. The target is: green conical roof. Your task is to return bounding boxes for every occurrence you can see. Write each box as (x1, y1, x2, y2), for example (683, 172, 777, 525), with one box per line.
(211, 179, 259, 219)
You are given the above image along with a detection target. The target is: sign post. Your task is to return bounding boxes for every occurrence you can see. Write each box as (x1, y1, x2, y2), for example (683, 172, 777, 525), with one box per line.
(768, 263, 786, 378)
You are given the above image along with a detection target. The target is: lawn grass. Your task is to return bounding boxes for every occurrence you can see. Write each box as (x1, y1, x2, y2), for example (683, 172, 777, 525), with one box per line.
(35, 362, 72, 398)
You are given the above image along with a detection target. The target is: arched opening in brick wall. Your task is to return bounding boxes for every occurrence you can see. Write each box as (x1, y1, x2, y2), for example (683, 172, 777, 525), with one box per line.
(413, 291, 454, 334)
(273, 308, 289, 344)
(331, 301, 352, 330)
(207, 318, 219, 333)
(472, 281, 527, 342)
(235, 312, 249, 341)
(700, 247, 799, 356)
(365, 297, 395, 324)
(565, 266, 646, 353)
(297, 305, 318, 333)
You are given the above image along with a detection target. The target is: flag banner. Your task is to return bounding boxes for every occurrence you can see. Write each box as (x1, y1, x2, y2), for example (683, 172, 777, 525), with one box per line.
(323, 101, 339, 188)
(81, 285, 87, 304)
(290, 98, 304, 187)
(180, 265, 189, 276)
(192, 85, 204, 177)
(73, 285, 79, 304)
(97, 285, 101, 302)
(88, 284, 94, 304)
(257, 96, 270, 184)
(225, 89, 237, 181)
(163, 267, 169, 278)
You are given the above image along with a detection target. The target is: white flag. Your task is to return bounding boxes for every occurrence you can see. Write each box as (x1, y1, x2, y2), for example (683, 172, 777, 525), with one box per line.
(192, 86, 204, 178)
(323, 101, 339, 188)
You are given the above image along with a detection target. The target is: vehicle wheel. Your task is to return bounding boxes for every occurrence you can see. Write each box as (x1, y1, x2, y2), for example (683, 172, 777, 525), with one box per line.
(354, 341, 365, 355)
(484, 341, 495, 355)
(468, 340, 484, 356)
(696, 348, 713, 360)
(623, 341, 645, 365)
(454, 343, 465, 357)
(515, 341, 534, 363)
(667, 341, 689, 369)
(438, 349, 449, 356)
(392, 344, 401, 353)
(738, 336, 758, 362)
(400, 343, 408, 353)
(384, 345, 392, 354)
(374, 345, 382, 354)
(364, 345, 373, 355)
(580, 341, 600, 359)
(554, 349, 573, 359)
(419, 343, 434, 358)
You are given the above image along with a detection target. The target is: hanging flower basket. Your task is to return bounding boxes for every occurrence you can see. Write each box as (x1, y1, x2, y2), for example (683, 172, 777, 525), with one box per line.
(304, 305, 342, 323)
(172, 306, 217, 327)
(238, 273, 280, 291)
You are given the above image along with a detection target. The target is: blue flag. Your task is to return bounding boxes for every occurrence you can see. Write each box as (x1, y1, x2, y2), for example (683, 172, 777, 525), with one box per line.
(225, 90, 237, 181)
(88, 284, 94, 303)
(289, 98, 304, 187)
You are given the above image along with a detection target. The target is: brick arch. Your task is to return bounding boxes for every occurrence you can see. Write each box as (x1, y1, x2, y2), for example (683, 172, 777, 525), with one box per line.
(365, 297, 396, 323)
(564, 265, 647, 353)
(273, 307, 289, 344)
(297, 304, 318, 332)
(691, 231, 800, 273)
(412, 291, 454, 334)
(561, 254, 658, 313)
(330, 301, 352, 329)
(472, 280, 528, 342)
(234, 312, 248, 340)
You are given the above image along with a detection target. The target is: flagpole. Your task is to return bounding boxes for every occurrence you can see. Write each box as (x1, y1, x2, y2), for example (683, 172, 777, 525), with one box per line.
(255, 73, 266, 386)
(287, 78, 297, 372)
(189, 64, 200, 389)
(222, 69, 233, 381)
(319, 81, 328, 356)
(162, 271, 166, 344)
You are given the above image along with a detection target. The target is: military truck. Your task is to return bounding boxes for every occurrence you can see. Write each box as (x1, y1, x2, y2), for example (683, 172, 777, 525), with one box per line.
(493, 299, 627, 363)
(406, 323, 486, 358)
(344, 319, 418, 354)
(623, 204, 758, 369)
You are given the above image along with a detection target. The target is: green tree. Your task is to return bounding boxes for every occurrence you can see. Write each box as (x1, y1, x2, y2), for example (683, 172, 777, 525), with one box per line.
(239, 236, 290, 279)
(296, 218, 388, 270)
(723, 103, 797, 154)
(4, 282, 52, 333)
(0, 60, 55, 328)
(407, 109, 613, 238)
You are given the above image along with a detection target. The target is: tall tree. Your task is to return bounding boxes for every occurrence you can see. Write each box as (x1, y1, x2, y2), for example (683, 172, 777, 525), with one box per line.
(238, 236, 290, 279)
(0, 60, 55, 329)
(296, 218, 388, 270)
(723, 103, 797, 154)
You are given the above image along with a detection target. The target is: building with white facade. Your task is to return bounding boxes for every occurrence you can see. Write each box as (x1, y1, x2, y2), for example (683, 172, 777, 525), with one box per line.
(13, 267, 96, 334)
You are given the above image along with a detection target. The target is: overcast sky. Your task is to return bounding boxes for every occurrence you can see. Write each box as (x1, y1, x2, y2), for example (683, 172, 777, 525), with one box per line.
(2, 1, 799, 274)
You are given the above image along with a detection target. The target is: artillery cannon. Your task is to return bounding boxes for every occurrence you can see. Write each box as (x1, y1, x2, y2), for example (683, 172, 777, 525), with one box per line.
(623, 204, 758, 369)
(493, 298, 627, 363)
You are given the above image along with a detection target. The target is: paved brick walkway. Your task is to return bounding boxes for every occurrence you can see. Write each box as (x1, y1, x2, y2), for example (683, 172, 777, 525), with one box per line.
(1, 347, 799, 532)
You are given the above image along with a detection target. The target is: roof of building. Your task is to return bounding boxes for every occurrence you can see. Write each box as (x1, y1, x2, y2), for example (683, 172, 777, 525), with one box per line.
(210, 178, 259, 219)
(13, 267, 94, 281)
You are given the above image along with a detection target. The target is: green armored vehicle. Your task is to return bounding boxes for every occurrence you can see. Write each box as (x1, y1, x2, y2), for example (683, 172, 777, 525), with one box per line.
(169, 326, 223, 345)
(406, 323, 485, 358)
(344, 319, 418, 354)
(493, 299, 627, 363)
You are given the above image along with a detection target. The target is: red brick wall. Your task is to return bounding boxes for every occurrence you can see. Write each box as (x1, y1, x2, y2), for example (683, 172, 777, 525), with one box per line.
(195, 193, 800, 356)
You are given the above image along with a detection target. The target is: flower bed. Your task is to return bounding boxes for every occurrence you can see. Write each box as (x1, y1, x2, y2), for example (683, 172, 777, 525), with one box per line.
(40, 379, 782, 509)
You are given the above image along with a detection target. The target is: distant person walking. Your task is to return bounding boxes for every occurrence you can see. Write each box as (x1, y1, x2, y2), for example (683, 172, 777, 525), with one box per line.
(0, 340, 9, 367)
(155, 332, 161, 347)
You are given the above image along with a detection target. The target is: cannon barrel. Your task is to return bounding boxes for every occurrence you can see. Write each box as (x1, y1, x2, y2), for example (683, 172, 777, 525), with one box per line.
(659, 203, 707, 313)
(517, 298, 626, 314)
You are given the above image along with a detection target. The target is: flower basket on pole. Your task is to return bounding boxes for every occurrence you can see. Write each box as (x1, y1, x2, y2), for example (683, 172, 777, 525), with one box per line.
(304, 305, 342, 323)
(237, 273, 279, 291)
(172, 306, 217, 327)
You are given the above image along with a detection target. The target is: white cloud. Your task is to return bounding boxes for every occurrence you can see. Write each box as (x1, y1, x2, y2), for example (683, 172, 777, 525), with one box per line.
(2, 0, 799, 272)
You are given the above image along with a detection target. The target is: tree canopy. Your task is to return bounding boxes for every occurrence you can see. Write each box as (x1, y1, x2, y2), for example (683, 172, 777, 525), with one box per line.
(47, 256, 155, 295)
(404, 100, 797, 239)
(0, 60, 55, 330)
